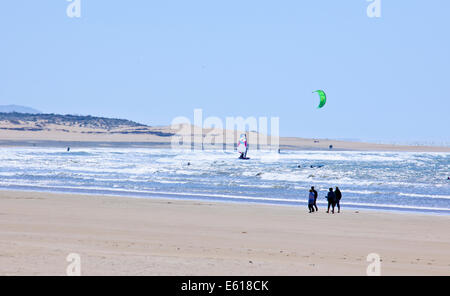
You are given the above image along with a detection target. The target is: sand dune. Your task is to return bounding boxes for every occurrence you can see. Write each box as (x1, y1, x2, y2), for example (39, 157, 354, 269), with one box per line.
(0, 120, 449, 152)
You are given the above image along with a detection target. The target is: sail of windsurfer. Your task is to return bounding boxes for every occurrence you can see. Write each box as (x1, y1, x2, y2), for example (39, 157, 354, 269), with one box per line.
(237, 134, 248, 159)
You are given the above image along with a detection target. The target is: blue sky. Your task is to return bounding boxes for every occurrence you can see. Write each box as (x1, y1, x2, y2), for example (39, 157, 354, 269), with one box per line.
(1, 1, 449, 144)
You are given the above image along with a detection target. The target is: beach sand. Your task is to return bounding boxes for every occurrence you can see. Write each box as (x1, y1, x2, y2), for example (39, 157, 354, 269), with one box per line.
(0, 190, 449, 276)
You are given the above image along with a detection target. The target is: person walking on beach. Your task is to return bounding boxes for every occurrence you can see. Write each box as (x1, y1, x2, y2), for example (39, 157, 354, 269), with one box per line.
(335, 187, 342, 213)
(311, 186, 318, 211)
(326, 188, 336, 214)
(308, 190, 315, 213)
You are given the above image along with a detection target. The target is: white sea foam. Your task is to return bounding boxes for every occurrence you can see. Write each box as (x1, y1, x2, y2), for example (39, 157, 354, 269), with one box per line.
(398, 193, 450, 200)
(0, 147, 448, 213)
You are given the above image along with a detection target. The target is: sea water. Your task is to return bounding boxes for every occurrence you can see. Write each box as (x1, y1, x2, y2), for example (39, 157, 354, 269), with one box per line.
(0, 147, 449, 214)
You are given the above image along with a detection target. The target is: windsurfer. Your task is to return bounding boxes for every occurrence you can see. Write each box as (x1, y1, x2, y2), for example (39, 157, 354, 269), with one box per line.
(237, 134, 249, 159)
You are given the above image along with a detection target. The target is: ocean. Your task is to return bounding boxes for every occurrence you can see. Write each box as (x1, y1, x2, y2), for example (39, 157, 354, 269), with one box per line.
(0, 147, 449, 214)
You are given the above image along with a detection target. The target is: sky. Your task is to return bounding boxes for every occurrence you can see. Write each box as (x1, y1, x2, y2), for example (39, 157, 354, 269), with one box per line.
(1, 1, 449, 144)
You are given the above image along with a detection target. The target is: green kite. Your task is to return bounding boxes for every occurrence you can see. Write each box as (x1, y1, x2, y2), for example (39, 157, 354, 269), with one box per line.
(313, 90, 327, 109)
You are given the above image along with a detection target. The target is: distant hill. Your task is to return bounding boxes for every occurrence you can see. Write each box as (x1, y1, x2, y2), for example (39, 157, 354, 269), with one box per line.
(0, 105, 41, 114)
(0, 112, 175, 138)
(0, 112, 147, 130)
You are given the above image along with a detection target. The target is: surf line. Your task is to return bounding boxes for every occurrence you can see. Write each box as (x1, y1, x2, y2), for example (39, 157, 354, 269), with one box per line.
(181, 280, 215, 294)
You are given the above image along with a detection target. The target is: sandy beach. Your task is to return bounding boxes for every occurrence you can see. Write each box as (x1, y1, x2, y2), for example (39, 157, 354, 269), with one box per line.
(1, 190, 449, 276)
(1, 116, 449, 152)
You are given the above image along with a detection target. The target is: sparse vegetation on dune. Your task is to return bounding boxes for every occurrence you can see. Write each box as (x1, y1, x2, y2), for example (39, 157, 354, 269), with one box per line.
(0, 112, 146, 130)
(0, 112, 175, 137)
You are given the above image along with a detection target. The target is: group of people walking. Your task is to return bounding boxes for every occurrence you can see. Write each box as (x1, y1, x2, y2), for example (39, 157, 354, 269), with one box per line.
(308, 186, 342, 214)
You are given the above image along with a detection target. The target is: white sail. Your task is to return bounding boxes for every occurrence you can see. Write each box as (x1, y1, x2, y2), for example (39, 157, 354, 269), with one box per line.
(237, 134, 248, 154)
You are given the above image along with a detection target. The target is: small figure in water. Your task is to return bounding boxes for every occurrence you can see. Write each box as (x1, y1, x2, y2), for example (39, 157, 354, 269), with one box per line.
(308, 190, 315, 213)
(326, 188, 337, 214)
(67, 147, 70, 152)
(310, 165, 324, 169)
(335, 187, 342, 213)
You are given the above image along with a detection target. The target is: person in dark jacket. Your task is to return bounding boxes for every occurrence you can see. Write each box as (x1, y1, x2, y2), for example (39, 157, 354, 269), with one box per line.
(326, 188, 336, 214)
(311, 186, 318, 211)
(335, 187, 342, 213)
(308, 190, 315, 213)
